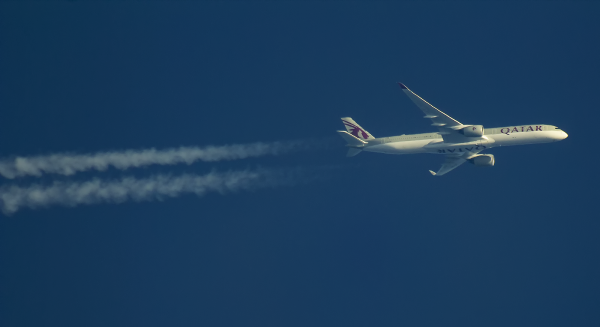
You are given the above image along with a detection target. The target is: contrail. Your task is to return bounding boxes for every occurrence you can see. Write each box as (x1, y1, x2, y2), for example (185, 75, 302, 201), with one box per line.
(0, 141, 309, 179)
(0, 168, 304, 215)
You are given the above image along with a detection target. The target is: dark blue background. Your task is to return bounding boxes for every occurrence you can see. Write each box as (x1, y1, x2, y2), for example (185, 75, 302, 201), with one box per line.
(1, 2, 598, 326)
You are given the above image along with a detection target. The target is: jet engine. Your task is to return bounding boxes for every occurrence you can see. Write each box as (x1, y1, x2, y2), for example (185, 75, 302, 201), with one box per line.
(460, 125, 484, 137)
(469, 154, 495, 166)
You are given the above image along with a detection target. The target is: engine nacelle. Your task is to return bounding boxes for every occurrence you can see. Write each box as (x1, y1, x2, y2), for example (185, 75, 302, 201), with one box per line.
(461, 125, 484, 137)
(470, 154, 495, 166)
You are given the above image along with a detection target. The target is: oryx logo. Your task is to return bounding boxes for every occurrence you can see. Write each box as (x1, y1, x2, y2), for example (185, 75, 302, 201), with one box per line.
(343, 120, 370, 139)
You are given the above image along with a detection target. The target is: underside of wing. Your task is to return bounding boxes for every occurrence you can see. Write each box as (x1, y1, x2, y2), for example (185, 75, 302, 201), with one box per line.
(429, 156, 467, 176)
(429, 150, 484, 176)
(398, 83, 469, 143)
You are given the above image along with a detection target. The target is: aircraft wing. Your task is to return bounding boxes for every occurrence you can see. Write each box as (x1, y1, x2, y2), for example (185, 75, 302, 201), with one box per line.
(429, 150, 483, 176)
(398, 83, 467, 142)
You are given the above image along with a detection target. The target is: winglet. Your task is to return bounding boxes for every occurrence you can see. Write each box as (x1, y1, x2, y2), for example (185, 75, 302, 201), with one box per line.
(429, 170, 437, 176)
(397, 82, 407, 89)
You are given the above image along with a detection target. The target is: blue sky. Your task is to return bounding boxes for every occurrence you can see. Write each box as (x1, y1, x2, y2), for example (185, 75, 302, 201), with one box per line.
(1, 1, 599, 326)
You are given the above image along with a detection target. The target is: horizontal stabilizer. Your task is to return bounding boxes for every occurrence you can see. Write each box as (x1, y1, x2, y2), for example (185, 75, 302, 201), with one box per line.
(347, 148, 363, 157)
(337, 131, 367, 147)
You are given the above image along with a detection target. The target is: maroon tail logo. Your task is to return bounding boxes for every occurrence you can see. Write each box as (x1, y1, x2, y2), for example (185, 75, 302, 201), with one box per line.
(343, 120, 369, 139)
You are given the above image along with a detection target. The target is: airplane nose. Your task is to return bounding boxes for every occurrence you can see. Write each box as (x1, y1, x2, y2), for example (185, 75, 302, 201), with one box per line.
(551, 130, 568, 141)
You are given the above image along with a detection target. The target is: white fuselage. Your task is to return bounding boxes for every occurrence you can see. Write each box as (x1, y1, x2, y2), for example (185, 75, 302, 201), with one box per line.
(362, 124, 568, 155)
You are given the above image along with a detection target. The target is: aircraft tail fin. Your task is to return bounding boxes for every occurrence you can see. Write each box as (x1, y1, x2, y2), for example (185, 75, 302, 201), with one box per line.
(341, 117, 375, 140)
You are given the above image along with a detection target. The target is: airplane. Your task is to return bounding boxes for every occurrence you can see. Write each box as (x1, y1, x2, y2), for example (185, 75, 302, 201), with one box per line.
(337, 83, 568, 176)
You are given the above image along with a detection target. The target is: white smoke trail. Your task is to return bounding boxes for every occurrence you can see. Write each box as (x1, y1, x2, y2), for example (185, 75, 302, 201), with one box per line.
(0, 168, 300, 215)
(0, 141, 308, 179)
